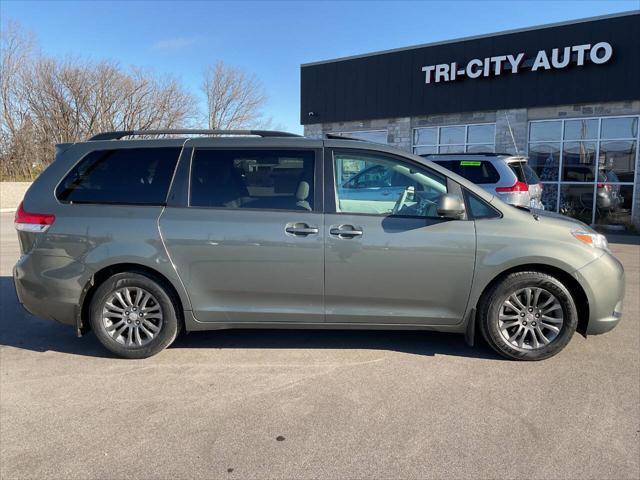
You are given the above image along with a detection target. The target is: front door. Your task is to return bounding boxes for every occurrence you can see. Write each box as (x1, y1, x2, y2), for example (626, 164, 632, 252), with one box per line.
(159, 145, 324, 323)
(325, 148, 476, 325)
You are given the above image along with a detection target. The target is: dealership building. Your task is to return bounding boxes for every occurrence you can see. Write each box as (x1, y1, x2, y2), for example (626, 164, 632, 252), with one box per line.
(301, 11, 640, 229)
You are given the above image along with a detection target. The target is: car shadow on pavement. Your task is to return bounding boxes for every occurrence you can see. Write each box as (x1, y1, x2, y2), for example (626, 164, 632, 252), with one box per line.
(0, 276, 501, 360)
(0, 276, 112, 358)
(171, 329, 501, 360)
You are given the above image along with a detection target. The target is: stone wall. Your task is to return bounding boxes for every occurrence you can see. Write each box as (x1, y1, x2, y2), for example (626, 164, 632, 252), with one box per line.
(527, 100, 640, 120)
(304, 117, 412, 151)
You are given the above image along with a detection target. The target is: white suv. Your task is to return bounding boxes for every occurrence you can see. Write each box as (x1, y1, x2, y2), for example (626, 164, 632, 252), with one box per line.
(423, 153, 544, 210)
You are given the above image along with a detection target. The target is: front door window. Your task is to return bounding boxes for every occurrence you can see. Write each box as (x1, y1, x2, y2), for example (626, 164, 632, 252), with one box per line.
(333, 151, 448, 218)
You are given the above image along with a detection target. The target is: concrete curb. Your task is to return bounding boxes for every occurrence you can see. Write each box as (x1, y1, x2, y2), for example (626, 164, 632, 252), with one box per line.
(1, 208, 17, 213)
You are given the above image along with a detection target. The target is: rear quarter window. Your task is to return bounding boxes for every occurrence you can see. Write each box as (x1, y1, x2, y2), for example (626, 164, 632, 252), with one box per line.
(435, 160, 500, 184)
(56, 148, 181, 205)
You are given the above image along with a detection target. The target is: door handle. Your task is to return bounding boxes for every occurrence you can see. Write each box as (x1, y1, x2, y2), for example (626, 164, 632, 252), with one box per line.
(285, 223, 319, 236)
(329, 225, 363, 239)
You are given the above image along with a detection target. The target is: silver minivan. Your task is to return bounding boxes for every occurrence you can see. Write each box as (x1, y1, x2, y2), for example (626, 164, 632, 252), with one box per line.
(14, 130, 624, 360)
(424, 153, 544, 210)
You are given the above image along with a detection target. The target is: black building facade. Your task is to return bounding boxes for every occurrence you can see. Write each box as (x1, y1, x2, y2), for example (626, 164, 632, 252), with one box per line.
(301, 12, 640, 229)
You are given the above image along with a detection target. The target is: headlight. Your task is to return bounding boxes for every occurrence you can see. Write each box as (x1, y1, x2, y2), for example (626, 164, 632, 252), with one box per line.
(572, 230, 609, 250)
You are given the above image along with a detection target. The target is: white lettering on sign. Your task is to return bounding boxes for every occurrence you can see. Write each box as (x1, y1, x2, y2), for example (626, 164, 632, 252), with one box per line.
(420, 42, 613, 83)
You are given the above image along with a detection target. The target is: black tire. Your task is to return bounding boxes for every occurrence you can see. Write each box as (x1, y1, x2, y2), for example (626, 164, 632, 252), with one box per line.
(89, 272, 181, 359)
(478, 271, 578, 361)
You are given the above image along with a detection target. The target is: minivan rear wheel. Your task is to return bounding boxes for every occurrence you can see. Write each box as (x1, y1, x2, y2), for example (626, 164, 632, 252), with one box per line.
(479, 271, 578, 360)
(89, 272, 181, 359)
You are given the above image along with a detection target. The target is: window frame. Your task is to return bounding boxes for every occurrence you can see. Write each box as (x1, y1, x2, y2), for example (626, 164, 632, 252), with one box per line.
(324, 147, 466, 221)
(185, 147, 324, 214)
(527, 114, 639, 224)
(55, 146, 183, 207)
(329, 129, 388, 144)
(412, 122, 496, 155)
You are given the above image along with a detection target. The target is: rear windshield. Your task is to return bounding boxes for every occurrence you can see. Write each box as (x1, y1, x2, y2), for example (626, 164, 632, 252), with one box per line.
(434, 160, 500, 184)
(509, 162, 540, 185)
(56, 148, 181, 205)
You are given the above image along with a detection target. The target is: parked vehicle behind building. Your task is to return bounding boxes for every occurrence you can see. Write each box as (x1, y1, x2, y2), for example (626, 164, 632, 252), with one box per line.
(14, 130, 624, 360)
(422, 153, 544, 210)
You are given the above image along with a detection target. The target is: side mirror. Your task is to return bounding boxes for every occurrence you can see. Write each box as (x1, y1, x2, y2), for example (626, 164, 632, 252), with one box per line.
(437, 194, 466, 219)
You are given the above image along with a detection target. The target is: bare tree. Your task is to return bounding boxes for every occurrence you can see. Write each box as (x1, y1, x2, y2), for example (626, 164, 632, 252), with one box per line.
(201, 61, 267, 130)
(1, 22, 277, 181)
(1, 19, 197, 180)
(20, 59, 196, 143)
(0, 20, 37, 179)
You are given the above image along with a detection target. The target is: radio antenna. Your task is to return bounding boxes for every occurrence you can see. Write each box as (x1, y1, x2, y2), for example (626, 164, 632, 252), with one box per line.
(504, 112, 520, 156)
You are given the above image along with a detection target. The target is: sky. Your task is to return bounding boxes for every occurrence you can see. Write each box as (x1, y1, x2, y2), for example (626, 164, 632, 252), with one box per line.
(2, 0, 638, 134)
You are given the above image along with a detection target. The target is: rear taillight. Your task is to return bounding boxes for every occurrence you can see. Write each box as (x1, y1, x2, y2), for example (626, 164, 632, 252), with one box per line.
(496, 181, 529, 193)
(14, 201, 55, 233)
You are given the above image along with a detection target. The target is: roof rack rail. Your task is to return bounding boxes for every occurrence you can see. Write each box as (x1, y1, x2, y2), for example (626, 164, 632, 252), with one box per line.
(88, 129, 302, 141)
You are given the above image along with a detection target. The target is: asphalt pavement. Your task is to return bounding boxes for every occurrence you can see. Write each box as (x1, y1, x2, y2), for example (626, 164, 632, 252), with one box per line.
(1, 211, 638, 479)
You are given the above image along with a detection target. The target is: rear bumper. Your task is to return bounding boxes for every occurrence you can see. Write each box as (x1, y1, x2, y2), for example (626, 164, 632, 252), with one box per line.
(573, 251, 625, 335)
(13, 253, 88, 327)
(496, 191, 530, 208)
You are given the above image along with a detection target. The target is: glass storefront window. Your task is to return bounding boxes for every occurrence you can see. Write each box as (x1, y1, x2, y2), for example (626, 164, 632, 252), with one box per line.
(439, 126, 466, 145)
(563, 119, 598, 140)
(594, 184, 633, 229)
(439, 145, 465, 153)
(413, 123, 495, 155)
(528, 143, 560, 181)
(335, 130, 388, 144)
(466, 144, 494, 153)
(601, 117, 638, 139)
(562, 141, 597, 182)
(413, 127, 437, 146)
(529, 121, 562, 142)
(413, 145, 437, 155)
(529, 115, 638, 229)
(559, 184, 595, 225)
(599, 140, 637, 183)
(540, 183, 558, 212)
(467, 124, 495, 144)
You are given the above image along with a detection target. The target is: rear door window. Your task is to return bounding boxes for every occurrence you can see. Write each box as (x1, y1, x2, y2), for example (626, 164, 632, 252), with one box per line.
(435, 160, 500, 184)
(190, 149, 315, 211)
(509, 162, 540, 185)
(56, 148, 181, 205)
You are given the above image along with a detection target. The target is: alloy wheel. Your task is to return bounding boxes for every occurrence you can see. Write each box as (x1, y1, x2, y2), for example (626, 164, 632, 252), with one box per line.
(101, 287, 163, 347)
(498, 287, 564, 350)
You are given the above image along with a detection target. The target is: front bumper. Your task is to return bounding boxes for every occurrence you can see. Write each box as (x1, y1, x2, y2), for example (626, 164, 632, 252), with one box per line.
(573, 251, 625, 335)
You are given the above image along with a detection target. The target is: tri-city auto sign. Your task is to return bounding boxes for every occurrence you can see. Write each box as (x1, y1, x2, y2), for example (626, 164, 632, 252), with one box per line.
(420, 42, 613, 84)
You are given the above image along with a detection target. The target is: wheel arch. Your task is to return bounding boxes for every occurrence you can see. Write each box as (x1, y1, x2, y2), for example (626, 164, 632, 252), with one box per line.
(474, 263, 590, 337)
(77, 263, 186, 335)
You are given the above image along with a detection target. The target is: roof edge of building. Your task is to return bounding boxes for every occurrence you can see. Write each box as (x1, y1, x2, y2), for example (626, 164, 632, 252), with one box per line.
(301, 10, 640, 68)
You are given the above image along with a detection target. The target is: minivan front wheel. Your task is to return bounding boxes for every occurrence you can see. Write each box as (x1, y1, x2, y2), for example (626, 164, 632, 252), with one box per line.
(90, 272, 181, 358)
(479, 271, 578, 360)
